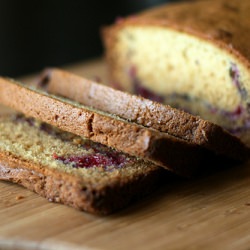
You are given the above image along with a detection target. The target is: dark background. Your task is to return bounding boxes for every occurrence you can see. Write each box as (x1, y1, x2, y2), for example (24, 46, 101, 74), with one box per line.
(0, 0, 182, 77)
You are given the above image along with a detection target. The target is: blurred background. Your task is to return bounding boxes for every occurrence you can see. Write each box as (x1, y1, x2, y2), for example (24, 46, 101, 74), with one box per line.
(0, 0, 183, 77)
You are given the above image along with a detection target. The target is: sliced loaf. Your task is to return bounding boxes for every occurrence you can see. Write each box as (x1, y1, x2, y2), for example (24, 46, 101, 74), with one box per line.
(37, 68, 250, 162)
(0, 114, 165, 214)
(0, 77, 213, 176)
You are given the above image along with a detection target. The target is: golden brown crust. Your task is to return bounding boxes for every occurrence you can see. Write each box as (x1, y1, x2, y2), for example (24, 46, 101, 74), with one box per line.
(103, 0, 250, 73)
(40, 68, 250, 162)
(0, 150, 164, 214)
(41, 68, 207, 142)
(0, 77, 212, 175)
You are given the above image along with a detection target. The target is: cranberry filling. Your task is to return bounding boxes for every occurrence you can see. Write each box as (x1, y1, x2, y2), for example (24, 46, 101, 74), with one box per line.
(229, 63, 247, 99)
(134, 78, 164, 103)
(53, 150, 129, 169)
(128, 66, 164, 103)
(207, 104, 245, 121)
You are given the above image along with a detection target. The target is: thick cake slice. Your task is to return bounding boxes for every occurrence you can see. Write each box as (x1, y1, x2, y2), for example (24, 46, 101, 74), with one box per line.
(102, 0, 250, 146)
(37, 68, 249, 163)
(0, 114, 164, 214)
(0, 77, 213, 176)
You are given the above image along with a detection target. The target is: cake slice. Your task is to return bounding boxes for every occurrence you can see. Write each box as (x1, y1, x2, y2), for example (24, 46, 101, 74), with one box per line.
(0, 114, 165, 214)
(102, 0, 250, 146)
(0, 77, 214, 176)
(37, 68, 249, 163)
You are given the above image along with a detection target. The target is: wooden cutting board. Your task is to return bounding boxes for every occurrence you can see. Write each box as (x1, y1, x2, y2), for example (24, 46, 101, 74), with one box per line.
(1, 59, 250, 250)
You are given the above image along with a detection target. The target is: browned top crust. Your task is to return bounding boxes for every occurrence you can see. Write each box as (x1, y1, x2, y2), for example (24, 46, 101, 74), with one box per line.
(38, 68, 250, 162)
(103, 0, 250, 70)
(0, 77, 214, 176)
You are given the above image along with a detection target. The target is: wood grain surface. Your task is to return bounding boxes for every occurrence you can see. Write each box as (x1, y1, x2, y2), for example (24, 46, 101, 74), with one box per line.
(0, 59, 250, 250)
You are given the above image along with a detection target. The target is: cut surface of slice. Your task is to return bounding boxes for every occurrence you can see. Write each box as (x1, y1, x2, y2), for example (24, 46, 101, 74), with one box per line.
(0, 114, 164, 214)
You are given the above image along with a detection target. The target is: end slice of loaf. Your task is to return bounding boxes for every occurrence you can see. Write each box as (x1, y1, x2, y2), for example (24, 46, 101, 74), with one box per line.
(0, 77, 215, 176)
(37, 68, 249, 163)
(0, 114, 165, 214)
(102, 0, 250, 147)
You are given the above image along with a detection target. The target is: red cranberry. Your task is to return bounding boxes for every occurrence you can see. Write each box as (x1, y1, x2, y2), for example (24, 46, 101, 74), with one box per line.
(52, 150, 129, 169)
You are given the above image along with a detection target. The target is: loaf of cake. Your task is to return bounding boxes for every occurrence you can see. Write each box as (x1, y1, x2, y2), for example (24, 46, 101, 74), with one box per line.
(37, 68, 249, 163)
(0, 114, 165, 214)
(0, 77, 217, 176)
(102, 0, 250, 146)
